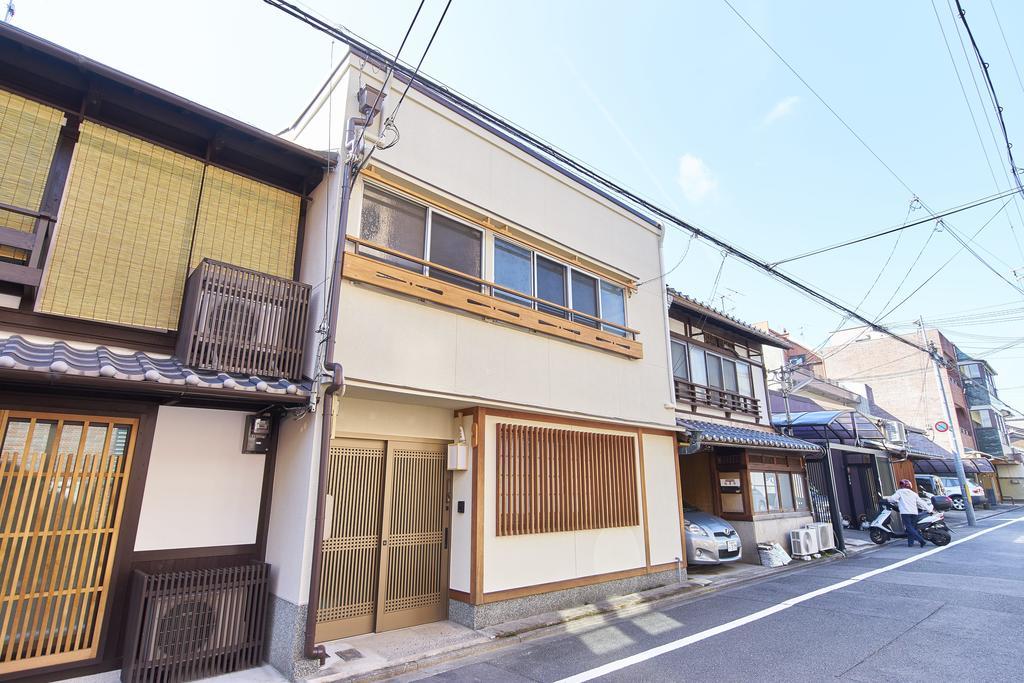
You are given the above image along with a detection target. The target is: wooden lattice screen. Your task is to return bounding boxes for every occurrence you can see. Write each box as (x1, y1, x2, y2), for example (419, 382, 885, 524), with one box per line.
(495, 424, 639, 536)
(0, 411, 137, 675)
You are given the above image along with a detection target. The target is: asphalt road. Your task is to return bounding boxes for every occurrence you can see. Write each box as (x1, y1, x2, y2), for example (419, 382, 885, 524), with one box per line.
(407, 510, 1024, 682)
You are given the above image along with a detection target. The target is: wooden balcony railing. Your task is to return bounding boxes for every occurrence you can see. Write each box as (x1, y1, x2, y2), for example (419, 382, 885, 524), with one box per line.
(343, 237, 643, 359)
(0, 201, 57, 290)
(675, 377, 761, 419)
(176, 259, 311, 380)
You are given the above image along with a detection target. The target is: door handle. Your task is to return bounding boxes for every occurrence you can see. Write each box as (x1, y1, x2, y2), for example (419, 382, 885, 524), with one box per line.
(443, 528, 449, 550)
(381, 539, 388, 546)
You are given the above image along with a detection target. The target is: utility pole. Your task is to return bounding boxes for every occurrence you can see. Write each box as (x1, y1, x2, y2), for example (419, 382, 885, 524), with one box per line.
(917, 318, 976, 526)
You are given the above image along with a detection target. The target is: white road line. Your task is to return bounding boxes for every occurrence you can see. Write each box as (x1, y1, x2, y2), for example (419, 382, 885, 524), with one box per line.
(556, 516, 1024, 683)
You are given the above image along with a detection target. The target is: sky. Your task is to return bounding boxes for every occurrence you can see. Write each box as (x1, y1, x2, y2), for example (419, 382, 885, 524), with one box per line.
(10, 0, 1024, 418)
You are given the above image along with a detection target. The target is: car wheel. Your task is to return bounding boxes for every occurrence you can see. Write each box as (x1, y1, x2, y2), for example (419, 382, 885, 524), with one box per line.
(869, 528, 889, 545)
(950, 496, 965, 511)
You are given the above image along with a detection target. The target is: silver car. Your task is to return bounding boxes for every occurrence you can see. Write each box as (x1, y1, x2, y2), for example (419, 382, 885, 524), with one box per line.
(684, 505, 742, 564)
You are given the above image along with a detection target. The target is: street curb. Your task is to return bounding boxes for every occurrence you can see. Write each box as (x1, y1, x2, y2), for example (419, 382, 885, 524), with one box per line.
(317, 549, 861, 682)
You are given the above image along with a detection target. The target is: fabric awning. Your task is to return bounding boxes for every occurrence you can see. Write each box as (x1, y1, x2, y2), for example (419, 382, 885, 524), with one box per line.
(677, 418, 821, 453)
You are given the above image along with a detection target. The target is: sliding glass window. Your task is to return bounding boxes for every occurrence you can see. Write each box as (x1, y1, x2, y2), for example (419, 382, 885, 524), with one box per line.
(570, 270, 599, 327)
(429, 213, 482, 289)
(360, 185, 427, 272)
(494, 238, 534, 306)
(536, 255, 568, 318)
(600, 282, 627, 336)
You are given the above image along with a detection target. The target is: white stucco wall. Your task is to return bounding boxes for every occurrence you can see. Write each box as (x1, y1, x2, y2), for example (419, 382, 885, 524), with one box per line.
(264, 409, 321, 605)
(293, 57, 674, 428)
(135, 406, 265, 552)
(481, 415, 647, 593)
(642, 433, 684, 566)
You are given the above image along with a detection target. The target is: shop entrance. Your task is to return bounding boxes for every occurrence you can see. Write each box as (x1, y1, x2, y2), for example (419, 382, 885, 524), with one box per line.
(0, 411, 138, 675)
(314, 438, 451, 642)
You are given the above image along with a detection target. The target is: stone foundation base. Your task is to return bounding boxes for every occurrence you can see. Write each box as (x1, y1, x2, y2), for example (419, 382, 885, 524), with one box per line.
(267, 594, 321, 681)
(448, 568, 681, 629)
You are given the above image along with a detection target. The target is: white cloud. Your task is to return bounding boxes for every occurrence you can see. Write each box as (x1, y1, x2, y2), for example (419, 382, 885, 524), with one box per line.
(676, 154, 718, 202)
(763, 95, 800, 125)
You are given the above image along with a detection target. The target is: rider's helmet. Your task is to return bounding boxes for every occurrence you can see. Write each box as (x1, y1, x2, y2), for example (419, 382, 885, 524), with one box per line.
(898, 479, 913, 489)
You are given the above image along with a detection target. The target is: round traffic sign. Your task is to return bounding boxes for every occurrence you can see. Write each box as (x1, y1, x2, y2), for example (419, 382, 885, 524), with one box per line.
(934, 421, 949, 433)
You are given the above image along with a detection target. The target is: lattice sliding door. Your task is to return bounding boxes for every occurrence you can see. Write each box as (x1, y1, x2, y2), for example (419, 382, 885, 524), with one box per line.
(375, 442, 450, 633)
(314, 438, 451, 642)
(0, 411, 138, 675)
(315, 439, 387, 643)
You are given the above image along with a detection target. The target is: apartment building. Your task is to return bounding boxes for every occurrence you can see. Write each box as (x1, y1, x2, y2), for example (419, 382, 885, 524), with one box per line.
(0, 24, 329, 682)
(823, 326, 977, 452)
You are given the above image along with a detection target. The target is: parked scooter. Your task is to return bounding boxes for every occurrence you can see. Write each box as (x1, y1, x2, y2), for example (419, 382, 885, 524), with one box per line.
(868, 498, 952, 546)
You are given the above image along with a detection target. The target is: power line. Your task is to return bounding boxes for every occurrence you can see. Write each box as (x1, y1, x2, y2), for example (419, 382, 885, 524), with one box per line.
(266, 0, 939, 359)
(954, 0, 1024, 215)
(878, 199, 1014, 320)
(770, 188, 1018, 266)
(723, 0, 1024, 301)
(932, 0, 1024, 260)
(987, 0, 1024, 98)
(350, 0, 426, 160)
(356, 0, 453, 175)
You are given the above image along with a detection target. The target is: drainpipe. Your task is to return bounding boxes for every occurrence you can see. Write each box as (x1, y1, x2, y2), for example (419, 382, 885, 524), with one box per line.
(303, 142, 356, 665)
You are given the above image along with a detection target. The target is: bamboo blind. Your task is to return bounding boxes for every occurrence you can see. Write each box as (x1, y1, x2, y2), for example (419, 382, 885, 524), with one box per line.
(495, 424, 639, 536)
(0, 90, 63, 262)
(0, 411, 137, 675)
(191, 166, 299, 278)
(39, 123, 203, 330)
(38, 122, 303, 331)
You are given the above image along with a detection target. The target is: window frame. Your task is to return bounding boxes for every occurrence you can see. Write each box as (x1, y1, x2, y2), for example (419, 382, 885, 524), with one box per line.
(358, 181, 632, 333)
(360, 184, 486, 290)
(671, 336, 756, 398)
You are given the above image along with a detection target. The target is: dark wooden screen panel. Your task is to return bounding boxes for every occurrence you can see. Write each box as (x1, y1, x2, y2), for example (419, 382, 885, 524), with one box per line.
(495, 424, 639, 536)
(121, 562, 269, 683)
(176, 259, 310, 380)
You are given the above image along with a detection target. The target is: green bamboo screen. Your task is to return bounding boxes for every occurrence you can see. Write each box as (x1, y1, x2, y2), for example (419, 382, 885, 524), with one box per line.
(0, 90, 63, 262)
(39, 122, 301, 330)
(191, 165, 299, 277)
(39, 123, 204, 330)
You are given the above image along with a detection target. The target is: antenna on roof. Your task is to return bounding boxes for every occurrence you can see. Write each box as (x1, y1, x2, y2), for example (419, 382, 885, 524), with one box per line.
(3, 1, 14, 23)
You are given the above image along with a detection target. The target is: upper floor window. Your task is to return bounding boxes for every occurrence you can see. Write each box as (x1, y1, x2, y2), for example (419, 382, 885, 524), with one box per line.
(971, 409, 993, 429)
(360, 185, 483, 288)
(352, 182, 638, 354)
(671, 339, 754, 397)
(962, 363, 982, 379)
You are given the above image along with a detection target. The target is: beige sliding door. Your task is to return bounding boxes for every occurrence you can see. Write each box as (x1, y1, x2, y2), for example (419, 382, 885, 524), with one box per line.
(315, 438, 450, 642)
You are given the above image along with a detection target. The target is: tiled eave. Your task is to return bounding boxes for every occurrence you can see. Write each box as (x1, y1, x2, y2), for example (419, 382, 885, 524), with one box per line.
(0, 335, 310, 403)
(678, 418, 821, 453)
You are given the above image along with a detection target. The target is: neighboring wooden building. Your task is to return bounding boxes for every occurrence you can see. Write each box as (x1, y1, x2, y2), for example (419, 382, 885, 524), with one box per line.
(274, 43, 685, 670)
(0, 25, 327, 681)
(667, 292, 820, 562)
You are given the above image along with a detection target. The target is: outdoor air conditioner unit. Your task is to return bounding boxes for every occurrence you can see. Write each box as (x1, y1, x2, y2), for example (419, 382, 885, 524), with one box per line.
(806, 522, 836, 551)
(122, 563, 269, 683)
(789, 528, 820, 557)
(883, 420, 907, 445)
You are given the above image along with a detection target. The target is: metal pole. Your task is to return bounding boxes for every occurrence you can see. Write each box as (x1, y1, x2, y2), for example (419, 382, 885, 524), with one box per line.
(918, 319, 976, 526)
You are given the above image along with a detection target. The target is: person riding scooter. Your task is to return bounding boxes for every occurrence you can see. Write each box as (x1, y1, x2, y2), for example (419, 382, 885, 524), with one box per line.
(885, 479, 931, 548)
